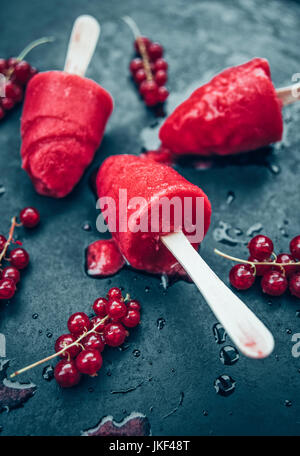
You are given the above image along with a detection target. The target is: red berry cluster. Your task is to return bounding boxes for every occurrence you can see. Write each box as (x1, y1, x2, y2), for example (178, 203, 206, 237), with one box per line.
(54, 287, 141, 388)
(0, 207, 40, 300)
(228, 234, 300, 297)
(130, 36, 169, 107)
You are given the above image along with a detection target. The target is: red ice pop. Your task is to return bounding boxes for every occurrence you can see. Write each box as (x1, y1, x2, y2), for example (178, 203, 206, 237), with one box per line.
(20, 16, 113, 198)
(159, 58, 283, 156)
(96, 154, 211, 276)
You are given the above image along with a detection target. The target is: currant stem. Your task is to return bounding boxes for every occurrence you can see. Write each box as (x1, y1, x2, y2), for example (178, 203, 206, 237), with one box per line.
(10, 315, 109, 378)
(0, 217, 18, 267)
(17, 36, 55, 62)
(214, 248, 300, 267)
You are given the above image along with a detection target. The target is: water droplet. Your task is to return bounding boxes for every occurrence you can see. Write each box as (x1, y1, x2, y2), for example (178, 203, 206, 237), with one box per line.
(279, 226, 289, 238)
(286, 329, 292, 335)
(226, 191, 235, 205)
(268, 163, 281, 175)
(171, 368, 175, 373)
(88, 387, 94, 393)
(213, 323, 227, 344)
(214, 375, 236, 397)
(246, 223, 263, 237)
(32, 313, 38, 319)
(46, 331, 53, 338)
(118, 343, 130, 352)
(42, 365, 54, 381)
(106, 369, 112, 377)
(203, 410, 208, 416)
(82, 222, 92, 231)
(145, 286, 150, 293)
(213, 221, 244, 246)
(157, 318, 166, 330)
(38, 330, 43, 335)
(233, 228, 243, 236)
(133, 349, 141, 358)
(220, 346, 239, 365)
(0, 185, 5, 197)
(285, 400, 292, 407)
(296, 311, 300, 318)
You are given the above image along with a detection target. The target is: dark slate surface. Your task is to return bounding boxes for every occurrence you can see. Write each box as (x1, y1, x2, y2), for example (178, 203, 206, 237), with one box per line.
(1, 0, 300, 436)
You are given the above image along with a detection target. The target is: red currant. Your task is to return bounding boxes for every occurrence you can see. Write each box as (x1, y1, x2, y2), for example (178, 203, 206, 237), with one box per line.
(107, 298, 127, 320)
(139, 80, 158, 97)
(134, 69, 147, 84)
(107, 287, 123, 300)
(82, 333, 105, 352)
(0, 235, 7, 252)
(274, 253, 298, 278)
(248, 235, 273, 261)
(9, 248, 29, 269)
(289, 272, 300, 298)
(54, 359, 81, 388)
(1, 97, 15, 111)
(134, 37, 151, 53)
(248, 256, 273, 276)
(12, 61, 32, 85)
(229, 264, 255, 290)
(19, 207, 40, 228)
(0, 278, 16, 300)
(7, 57, 19, 69)
(261, 271, 287, 296)
(55, 334, 81, 359)
(91, 315, 110, 332)
(128, 299, 141, 311)
(148, 42, 163, 60)
(122, 309, 141, 328)
(75, 349, 102, 375)
(5, 81, 22, 102)
(0, 59, 7, 73)
(157, 86, 169, 103)
(67, 312, 91, 335)
(154, 58, 168, 71)
(1, 266, 20, 284)
(93, 297, 108, 317)
(104, 322, 127, 347)
(290, 236, 300, 260)
(129, 58, 143, 74)
(144, 92, 159, 106)
(154, 70, 167, 86)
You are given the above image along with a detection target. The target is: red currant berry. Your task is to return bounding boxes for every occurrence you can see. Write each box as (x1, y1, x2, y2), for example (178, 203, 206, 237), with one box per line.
(134, 36, 151, 53)
(67, 312, 91, 335)
(139, 80, 158, 97)
(128, 299, 141, 311)
(5, 81, 22, 102)
(75, 349, 102, 375)
(0, 107, 5, 120)
(107, 298, 127, 320)
(55, 334, 81, 359)
(93, 297, 108, 317)
(0, 59, 7, 73)
(289, 272, 300, 298)
(261, 271, 287, 296)
(154, 58, 168, 71)
(107, 287, 123, 300)
(274, 253, 298, 278)
(29, 67, 37, 78)
(91, 315, 110, 332)
(9, 248, 29, 269)
(134, 69, 147, 84)
(248, 256, 273, 276)
(129, 58, 143, 74)
(104, 322, 127, 347)
(229, 264, 255, 290)
(290, 236, 300, 260)
(248, 235, 274, 261)
(1, 97, 15, 111)
(54, 359, 81, 388)
(0, 278, 16, 300)
(0, 235, 7, 252)
(148, 42, 163, 61)
(154, 70, 167, 86)
(82, 333, 105, 352)
(122, 309, 141, 328)
(7, 57, 19, 69)
(19, 207, 40, 228)
(157, 86, 169, 103)
(13, 61, 32, 85)
(1, 266, 20, 284)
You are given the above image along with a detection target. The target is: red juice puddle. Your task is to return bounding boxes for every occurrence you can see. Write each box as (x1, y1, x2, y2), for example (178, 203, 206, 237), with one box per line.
(0, 359, 36, 412)
(82, 411, 151, 436)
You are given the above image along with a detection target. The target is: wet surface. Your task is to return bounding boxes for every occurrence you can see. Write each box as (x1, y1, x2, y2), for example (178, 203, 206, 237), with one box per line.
(0, 0, 300, 436)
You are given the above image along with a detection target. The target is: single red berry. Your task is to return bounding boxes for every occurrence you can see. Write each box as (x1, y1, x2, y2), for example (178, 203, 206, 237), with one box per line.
(0, 59, 7, 73)
(139, 79, 158, 96)
(134, 36, 151, 53)
(134, 68, 147, 84)
(289, 272, 300, 298)
(93, 297, 108, 317)
(19, 206, 40, 228)
(0, 278, 16, 300)
(55, 334, 81, 359)
(128, 299, 141, 311)
(229, 264, 255, 290)
(261, 270, 288, 296)
(1, 266, 20, 284)
(274, 253, 298, 278)
(12, 61, 32, 85)
(5, 81, 22, 102)
(154, 58, 168, 71)
(67, 312, 91, 335)
(91, 315, 110, 332)
(157, 86, 169, 103)
(7, 57, 19, 68)
(82, 333, 105, 353)
(248, 235, 274, 261)
(129, 58, 143, 74)
(290, 236, 300, 260)
(122, 309, 141, 328)
(29, 67, 37, 78)
(148, 42, 163, 61)
(54, 359, 81, 388)
(0, 235, 7, 252)
(1, 97, 15, 110)
(9, 248, 29, 269)
(104, 322, 127, 347)
(75, 349, 103, 375)
(154, 70, 167, 86)
(248, 256, 273, 276)
(107, 287, 123, 300)
(107, 298, 127, 320)
(0, 107, 5, 120)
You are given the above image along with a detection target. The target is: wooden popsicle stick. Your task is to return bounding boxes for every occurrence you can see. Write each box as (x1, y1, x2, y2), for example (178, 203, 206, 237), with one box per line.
(276, 83, 300, 106)
(64, 15, 100, 77)
(161, 231, 274, 359)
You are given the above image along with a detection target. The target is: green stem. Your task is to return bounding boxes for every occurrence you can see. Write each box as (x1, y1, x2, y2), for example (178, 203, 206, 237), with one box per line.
(17, 36, 54, 61)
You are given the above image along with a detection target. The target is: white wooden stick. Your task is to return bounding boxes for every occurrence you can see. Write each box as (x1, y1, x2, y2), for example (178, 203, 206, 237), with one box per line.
(64, 15, 100, 76)
(161, 231, 274, 359)
(276, 84, 300, 106)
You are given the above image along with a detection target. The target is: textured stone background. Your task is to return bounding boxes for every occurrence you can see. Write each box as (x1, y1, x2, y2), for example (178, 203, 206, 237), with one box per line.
(0, 0, 300, 436)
